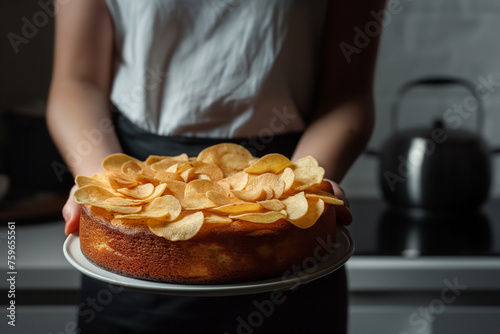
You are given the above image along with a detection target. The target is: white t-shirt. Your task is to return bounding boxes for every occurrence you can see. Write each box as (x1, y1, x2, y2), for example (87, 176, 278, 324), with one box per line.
(106, 0, 327, 138)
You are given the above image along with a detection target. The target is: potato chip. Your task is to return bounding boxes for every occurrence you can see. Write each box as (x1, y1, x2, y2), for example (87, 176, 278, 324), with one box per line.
(209, 202, 263, 214)
(292, 156, 325, 190)
(101, 205, 141, 214)
(107, 172, 134, 183)
(154, 171, 184, 182)
(105, 183, 167, 206)
(282, 192, 308, 220)
(231, 187, 268, 202)
(263, 187, 275, 200)
(146, 154, 188, 166)
(145, 155, 165, 165)
(109, 175, 136, 186)
(102, 153, 141, 174)
(257, 199, 285, 211)
(185, 179, 221, 193)
(280, 167, 295, 193)
(74, 185, 118, 203)
(191, 161, 224, 181)
(166, 163, 179, 173)
(150, 156, 189, 171)
(121, 160, 142, 175)
(206, 190, 240, 205)
(129, 172, 154, 185)
(74, 185, 141, 214)
(146, 182, 167, 198)
(245, 153, 293, 174)
(103, 196, 140, 206)
(119, 164, 156, 185)
(229, 210, 287, 223)
(310, 180, 333, 193)
(115, 195, 181, 220)
(218, 171, 249, 191)
(305, 191, 344, 205)
(247, 157, 259, 165)
(162, 180, 186, 201)
(172, 153, 189, 162)
(287, 197, 325, 229)
(148, 211, 204, 241)
(175, 162, 194, 174)
(107, 172, 139, 190)
(139, 165, 157, 179)
(264, 174, 285, 198)
(92, 172, 110, 183)
(75, 175, 110, 189)
(117, 183, 155, 199)
(197, 143, 254, 176)
(243, 173, 285, 199)
(180, 167, 196, 183)
(204, 214, 233, 224)
(158, 196, 184, 216)
(183, 179, 220, 209)
(121, 168, 152, 188)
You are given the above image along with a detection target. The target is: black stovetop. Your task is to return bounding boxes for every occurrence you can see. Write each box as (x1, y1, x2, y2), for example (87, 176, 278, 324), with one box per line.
(347, 198, 500, 257)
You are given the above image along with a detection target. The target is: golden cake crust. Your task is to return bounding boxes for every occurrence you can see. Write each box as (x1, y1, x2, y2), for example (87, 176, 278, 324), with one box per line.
(79, 204, 336, 284)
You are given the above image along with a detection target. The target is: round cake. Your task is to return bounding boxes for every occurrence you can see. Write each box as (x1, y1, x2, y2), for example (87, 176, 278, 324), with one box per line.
(75, 144, 343, 284)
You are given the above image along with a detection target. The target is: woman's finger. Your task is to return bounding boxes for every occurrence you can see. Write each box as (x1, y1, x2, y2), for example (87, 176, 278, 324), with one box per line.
(63, 185, 81, 235)
(323, 179, 352, 226)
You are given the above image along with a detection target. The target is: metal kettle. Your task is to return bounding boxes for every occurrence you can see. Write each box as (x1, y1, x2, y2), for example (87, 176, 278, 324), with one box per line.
(368, 77, 500, 210)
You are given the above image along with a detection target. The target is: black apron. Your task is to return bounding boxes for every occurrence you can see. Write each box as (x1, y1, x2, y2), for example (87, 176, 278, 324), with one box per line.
(77, 111, 347, 334)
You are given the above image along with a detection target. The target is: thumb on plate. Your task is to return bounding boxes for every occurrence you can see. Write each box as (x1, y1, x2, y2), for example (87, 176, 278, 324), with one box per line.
(63, 185, 81, 235)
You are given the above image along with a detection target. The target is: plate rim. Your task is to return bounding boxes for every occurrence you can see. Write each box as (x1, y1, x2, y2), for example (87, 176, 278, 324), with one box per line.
(63, 225, 354, 296)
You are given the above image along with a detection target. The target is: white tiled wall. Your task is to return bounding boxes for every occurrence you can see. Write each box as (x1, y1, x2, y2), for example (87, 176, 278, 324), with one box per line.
(342, 0, 500, 198)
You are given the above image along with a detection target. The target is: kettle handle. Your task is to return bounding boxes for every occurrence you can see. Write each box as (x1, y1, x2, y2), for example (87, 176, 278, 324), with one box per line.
(391, 77, 485, 133)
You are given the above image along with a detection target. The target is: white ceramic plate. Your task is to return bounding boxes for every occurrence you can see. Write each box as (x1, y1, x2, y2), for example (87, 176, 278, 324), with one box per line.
(63, 225, 354, 296)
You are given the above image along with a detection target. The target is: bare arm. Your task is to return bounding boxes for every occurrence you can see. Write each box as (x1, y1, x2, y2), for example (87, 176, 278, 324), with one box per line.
(292, 0, 386, 222)
(47, 0, 120, 234)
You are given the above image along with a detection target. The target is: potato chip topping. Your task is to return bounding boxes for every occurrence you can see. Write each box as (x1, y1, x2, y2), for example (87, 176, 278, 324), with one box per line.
(74, 143, 343, 241)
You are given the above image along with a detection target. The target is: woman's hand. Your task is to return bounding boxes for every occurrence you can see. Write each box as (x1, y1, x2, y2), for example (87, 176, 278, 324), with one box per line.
(62, 185, 81, 235)
(324, 179, 352, 226)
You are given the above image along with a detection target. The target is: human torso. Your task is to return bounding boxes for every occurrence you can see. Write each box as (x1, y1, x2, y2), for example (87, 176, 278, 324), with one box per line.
(106, 0, 328, 138)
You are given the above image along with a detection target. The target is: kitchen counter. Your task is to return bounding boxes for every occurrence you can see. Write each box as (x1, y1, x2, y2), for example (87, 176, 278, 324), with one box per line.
(346, 197, 500, 291)
(346, 198, 500, 334)
(0, 220, 79, 291)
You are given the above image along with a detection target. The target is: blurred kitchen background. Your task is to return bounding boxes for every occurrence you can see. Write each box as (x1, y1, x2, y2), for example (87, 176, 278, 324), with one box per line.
(0, 0, 72, 222)
(1, 1, 499, 333)
(344, 0, 500, 197)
